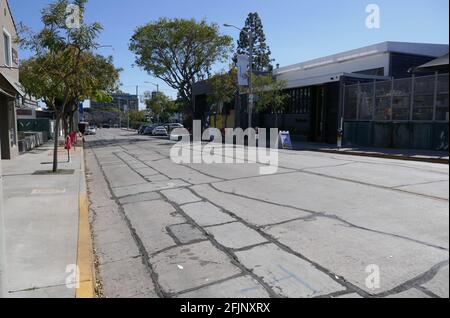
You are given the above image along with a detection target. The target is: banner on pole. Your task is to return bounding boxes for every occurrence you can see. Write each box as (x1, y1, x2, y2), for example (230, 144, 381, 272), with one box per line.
(237, 55, 249, 86)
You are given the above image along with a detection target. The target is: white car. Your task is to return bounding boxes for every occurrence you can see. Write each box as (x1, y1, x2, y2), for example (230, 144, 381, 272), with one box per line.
(85, 126, 97, 135)
(152, 126, 168, 136)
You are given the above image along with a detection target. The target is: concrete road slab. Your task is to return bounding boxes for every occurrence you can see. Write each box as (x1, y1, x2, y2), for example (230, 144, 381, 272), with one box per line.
(421, 264, 449, 298)
(99, 258, 158, 298)
(168, 223, 206, 244)
(96, 239, 141, 265)
(181, 202, 236, 227)
(186, 162, 293, 180)
(148, 159, 222, 184)
(119, 192, 161, 205)
(386, 288, 430, 298)
(84, 130, 450, 298)
(396, 180, 449, 200)
(146, 174, 171, 182)
(112, 179, 189, 197)
(235, 244, 345, 298)
(135, 167, 159, 177)
(206, 222, 267, 249)
(191, 184, 310, 227)
(214, 172, 449, 249)
(334, 293, 363, 298)
(304, 162, 448, 188)
(150, 241, 241, 294)
(94, 224, 134, 246)
(124, 200, 185, 255)
(177, 276, 270, 298)
(92, 210, 124, 231)
(162, 188, 202, 205)
(265, 217, 449, 294)
(102, 164, 146, 188)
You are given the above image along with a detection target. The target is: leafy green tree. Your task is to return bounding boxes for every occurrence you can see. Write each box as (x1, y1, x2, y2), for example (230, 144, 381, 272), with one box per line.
(253, 75, 288, 128)
(129, 18, 233, 116)
(128, 110, 147, 124)
(234, 12, 273, 72)
(19, 0, 116, 172)
(145, 92, 181, 123)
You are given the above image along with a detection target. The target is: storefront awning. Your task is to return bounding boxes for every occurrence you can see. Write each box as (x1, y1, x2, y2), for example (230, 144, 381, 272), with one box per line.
(0, 71, 26, 97)
(411, 54, 449, 73)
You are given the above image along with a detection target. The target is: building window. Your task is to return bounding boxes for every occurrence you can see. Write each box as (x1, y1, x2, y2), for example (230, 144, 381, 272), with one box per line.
(3, 29, 12, 67)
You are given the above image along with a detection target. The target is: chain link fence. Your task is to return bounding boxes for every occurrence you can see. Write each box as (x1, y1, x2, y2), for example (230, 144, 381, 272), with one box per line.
(344, 74, 449, 122)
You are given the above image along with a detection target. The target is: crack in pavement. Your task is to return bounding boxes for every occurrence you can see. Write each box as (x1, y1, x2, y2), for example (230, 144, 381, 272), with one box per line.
(156, 190, 281, 298)
(89, 143, 168, 298)
(207, 183, 449, 252)
(85, 133, 449, 298)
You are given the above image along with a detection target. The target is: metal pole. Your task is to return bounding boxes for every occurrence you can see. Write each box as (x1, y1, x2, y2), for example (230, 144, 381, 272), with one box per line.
(390, 78, 395, 121)
(127, 100, 130, 130)
(248, 31, 254, 129)
(0, 142, 6, 297)
(118, 99, 122, 129)
(410, 75, 415, 121)
(433, 72, 438, 121)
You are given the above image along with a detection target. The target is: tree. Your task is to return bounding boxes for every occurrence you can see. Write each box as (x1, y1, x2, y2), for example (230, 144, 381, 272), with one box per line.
(19, 0, 118, 172)
(253, 75, 288, 128)
(234, 12, 273, 72)
(145, 92, 180, 123)
(129, 18, 233, 116)
(207, 68, 238, 128)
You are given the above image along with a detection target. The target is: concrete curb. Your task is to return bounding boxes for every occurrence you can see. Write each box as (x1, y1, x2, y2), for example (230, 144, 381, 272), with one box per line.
(302, 149, 449, 165)
(75, 146, 96, 298)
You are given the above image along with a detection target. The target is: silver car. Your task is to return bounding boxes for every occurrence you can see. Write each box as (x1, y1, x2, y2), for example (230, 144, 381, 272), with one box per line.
(152, 126, 168, 136)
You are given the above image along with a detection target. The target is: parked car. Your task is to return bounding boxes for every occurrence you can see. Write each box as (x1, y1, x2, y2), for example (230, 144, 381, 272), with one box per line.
(143, 125, 157, 135)
(85, 126, 97, 135)
(164, 123, 184, 134)
(152, 126, 168, 136)
(102, 124, 111, 129)
(138, 125, 150, 135)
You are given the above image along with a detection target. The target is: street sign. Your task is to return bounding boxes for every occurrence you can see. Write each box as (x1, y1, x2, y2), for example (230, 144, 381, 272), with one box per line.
(248, 94, 255, 105)
(279, 131, 293, 150)
(237, 55, 249, 86)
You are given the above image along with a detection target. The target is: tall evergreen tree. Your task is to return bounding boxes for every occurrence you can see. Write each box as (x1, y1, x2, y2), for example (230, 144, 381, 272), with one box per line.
(234, 12, 273, 72)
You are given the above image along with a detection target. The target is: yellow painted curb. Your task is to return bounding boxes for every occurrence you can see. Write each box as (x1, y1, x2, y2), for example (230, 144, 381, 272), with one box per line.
(75, 192, 95, 298)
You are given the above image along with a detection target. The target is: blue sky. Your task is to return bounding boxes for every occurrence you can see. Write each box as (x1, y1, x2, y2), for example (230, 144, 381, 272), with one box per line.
(9, 0, 449, 104)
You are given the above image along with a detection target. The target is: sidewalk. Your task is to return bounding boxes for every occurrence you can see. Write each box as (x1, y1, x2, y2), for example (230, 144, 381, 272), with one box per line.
(291, 142, 449, 164)
(0, 142, 93, 298)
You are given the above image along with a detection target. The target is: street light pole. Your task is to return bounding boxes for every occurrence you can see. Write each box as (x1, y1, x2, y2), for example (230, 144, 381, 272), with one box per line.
(145, 81, 159, 93)
(248, 31, 254, 129)
(118, 99, 122, 129)
(127, 100, 130, 130)
(223, 23, 254, 128)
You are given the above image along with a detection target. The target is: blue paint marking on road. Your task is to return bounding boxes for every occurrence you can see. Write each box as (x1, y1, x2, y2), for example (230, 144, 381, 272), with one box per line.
(239, 265, 319, 295)
(278, 265, 319, 294)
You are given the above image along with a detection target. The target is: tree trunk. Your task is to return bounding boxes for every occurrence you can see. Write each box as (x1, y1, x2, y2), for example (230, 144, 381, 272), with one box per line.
(52, 113, 61, 173)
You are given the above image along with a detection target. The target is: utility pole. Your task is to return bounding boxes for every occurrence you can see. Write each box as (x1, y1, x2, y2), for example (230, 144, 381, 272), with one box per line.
(127, 100, 130, 130)
(248, 31, 254, 129)
(0, 143, 6, 297)
(224, 23, 254, 128)
(118, 99, 122, 128)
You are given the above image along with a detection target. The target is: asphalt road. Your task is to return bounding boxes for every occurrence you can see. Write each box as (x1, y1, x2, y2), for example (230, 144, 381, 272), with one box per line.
(84, 129, 449, 298)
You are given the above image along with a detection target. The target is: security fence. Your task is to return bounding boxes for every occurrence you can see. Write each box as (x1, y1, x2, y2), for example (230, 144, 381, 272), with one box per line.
(344, 74, 449, 122)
